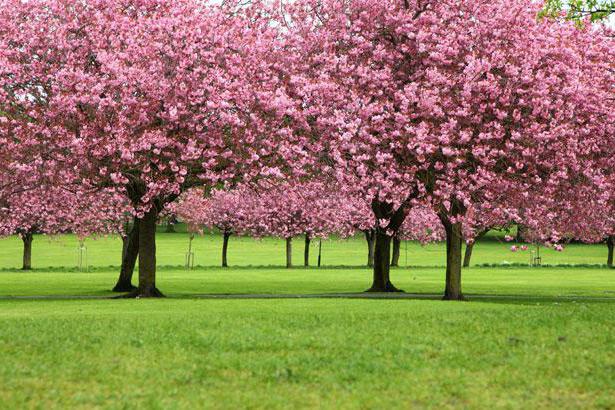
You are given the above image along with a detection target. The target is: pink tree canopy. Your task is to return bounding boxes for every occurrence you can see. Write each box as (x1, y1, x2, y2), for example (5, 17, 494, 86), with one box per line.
(275, 0, 615, 297)
(0, 0, 309, 296)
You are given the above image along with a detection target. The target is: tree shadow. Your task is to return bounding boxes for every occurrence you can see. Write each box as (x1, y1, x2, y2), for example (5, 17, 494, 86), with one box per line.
(1, 291, 614, 305)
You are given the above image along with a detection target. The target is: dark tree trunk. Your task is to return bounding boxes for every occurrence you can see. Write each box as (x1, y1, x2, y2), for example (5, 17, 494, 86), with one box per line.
(121, 234, 129, 261)
(463, 241, 475, 268)
(304, 234, 311, 267)
(365, 200, 409, 293)
(286, 237, 292, 268)
(165, 221, 176, 233)
(364, 230, 375, 267)
(391, 236, 401, 267)
(516, 224, 527, 242)
(121, 207, 164, 298)
(441, 219, 464, 300)
(222, 231, 231, 267)
(366, 231, 402, 292)
(22, 232, 33, 271)
(136, 207, 163, 296)
(112, 219, 139, 292)
(607, 236, 614, 268)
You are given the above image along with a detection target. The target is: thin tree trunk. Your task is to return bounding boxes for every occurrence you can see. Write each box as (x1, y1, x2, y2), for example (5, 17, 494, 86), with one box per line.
(463, 241, 475, 268)
(442, 220, 464, 300)
(22, 232, 33, 271)
(122, 207, 164, 298)
(364, 230, 375, 267)
(391, 236, 401, 267)
(222, 231, 231, 267)
(286, 237, 292, 268)
(304, 234, 311, 267)
(463, 230, 487, 268)
(366, 231, 402, 292)
(112, 219, 139, 292)
(607, 236, 614, 268)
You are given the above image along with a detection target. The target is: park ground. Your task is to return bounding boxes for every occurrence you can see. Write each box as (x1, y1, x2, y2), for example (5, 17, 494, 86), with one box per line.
(0, 229, 614, 409)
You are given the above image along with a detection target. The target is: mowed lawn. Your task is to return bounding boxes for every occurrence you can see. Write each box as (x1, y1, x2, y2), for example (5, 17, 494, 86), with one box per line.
(0, 227, 611, 270)
(0, 231, 614, 408)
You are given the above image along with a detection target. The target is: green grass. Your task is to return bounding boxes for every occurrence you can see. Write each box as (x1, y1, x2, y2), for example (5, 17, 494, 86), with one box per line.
(0, 266, 614, 298)
(0, 228, 610, 270)
(0, 230, 614, 408)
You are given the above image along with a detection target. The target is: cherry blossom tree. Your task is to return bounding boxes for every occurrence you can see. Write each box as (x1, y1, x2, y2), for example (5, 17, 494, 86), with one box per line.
(278, 0, 614, 298)
(1, 0, 305, 297)
(172, 187, 246, 267)
(517, 178, 615, 267)
(337, 196, 443, 268)
(0, 123, 50, 240)
(394, 208, 445, 267)
(237, 181, 340, 268)
(0, 185, 128, 270)
(174, 181, 343, 268)
(335, 195, 377, 267)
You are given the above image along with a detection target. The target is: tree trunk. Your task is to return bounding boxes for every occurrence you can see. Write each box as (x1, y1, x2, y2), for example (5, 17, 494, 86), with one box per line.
(122, 207, 164, 298)
(391, 236, 401, 267)
(304, 234, 311, 267)
(22, 232, 33, 271)
(463, 241, 474, 268)
(286, 237, 292, 268)
(222, 231, 231, 267)
(366, 231, 402, 292)
(516, 224, 527, 242)
(364, 230, 375, 267)
(607, 236, 614, 268)
(112, 220, 139, 292)
(463, 230, 487, 268)
(165, 221, 176, 233)
(442, 220, 464, 300)
(121, 234, 129, 261)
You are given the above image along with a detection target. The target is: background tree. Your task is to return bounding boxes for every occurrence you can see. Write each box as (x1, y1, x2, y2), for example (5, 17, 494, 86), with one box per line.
(336, 196, 377, 268)
(0, 185, 127, 270)
(240, 181, 339, 268)
(395, 208, 445, 268)
(172, 187, 244, 268)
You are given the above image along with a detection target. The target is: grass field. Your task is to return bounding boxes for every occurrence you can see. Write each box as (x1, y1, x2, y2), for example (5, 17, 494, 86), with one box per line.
(0, 229, 614, 408)
(0, 227, 610, 270)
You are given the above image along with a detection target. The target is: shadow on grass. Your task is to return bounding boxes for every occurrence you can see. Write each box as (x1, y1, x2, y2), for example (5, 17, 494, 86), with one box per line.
(1, 264, 612, 273)
(1, 291, 614, 306)
(183, 292, 615, 305)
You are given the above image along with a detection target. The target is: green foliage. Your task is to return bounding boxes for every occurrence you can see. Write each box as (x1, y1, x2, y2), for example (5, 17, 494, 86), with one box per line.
(541, 0, 615, 21)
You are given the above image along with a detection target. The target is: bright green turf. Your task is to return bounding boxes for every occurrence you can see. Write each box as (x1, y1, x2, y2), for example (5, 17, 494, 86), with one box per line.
(1, 295, 614, 408)
(0, 266, 614, 298)
(0, 228, 610, 270)
(0, 229, 614, 408)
